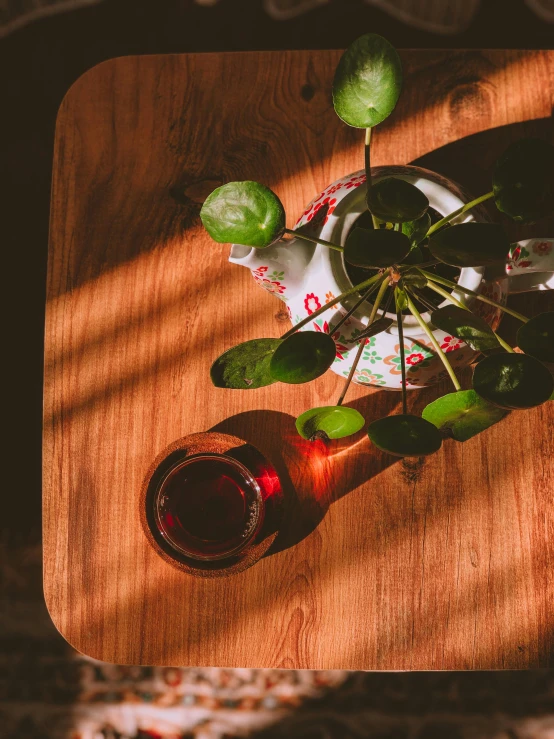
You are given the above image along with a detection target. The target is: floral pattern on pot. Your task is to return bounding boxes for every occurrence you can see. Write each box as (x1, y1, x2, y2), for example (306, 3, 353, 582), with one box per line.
(287, 286, 480, 390)
(383, 341, 435, 375)
(338, 336, 383, 364)
(276, 166, 496, 389)
(253, 266, 288, 299)
(303, 197, 338, 225)
(325, 291, 339, 309)
(532, 240, 552, 257)
(294, 172, 367, 230)
(503, 239, 554, 282)
(441, 335, 465, 353)
(345, 368, 387, 386)
(304, 292, 321, 314)
(507, 244, 532, 270)
(361, 336, 383, 364)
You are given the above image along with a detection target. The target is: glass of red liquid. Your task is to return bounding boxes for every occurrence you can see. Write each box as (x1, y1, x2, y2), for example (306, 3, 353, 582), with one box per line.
(153, 453, 264, 562)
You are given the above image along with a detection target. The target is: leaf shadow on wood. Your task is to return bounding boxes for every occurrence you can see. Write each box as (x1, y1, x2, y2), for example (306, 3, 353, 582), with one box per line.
(211, 366, 483, 560)
(212, 390, 403, 557)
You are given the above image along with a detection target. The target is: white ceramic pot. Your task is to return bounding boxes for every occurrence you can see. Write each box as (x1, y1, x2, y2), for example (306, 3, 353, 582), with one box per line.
(230, 165, 554, 389)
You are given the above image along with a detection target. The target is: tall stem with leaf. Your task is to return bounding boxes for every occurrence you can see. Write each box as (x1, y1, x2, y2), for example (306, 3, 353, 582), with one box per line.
(365, 128, 380, 230)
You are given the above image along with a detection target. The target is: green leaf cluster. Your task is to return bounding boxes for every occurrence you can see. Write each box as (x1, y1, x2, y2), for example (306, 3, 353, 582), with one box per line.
(197, 33, 553, 462)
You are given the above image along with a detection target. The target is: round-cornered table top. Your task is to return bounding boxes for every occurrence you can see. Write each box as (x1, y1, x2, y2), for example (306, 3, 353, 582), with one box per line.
(43, 49, 554, 669)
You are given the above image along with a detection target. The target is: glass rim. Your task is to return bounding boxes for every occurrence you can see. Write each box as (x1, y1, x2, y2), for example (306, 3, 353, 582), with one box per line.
(152, 452, 263, 562)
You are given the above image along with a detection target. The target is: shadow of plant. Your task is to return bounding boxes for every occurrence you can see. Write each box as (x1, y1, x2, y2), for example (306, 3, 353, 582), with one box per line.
(213, 386, 413, 556)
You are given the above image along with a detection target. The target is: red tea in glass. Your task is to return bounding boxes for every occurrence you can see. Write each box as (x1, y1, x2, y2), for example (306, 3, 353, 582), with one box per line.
(154, 454, 263, 561)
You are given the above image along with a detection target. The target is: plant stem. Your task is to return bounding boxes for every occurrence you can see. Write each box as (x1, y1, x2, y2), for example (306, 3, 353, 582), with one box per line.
(406, 293, 462, 392)
(425, 281, 515, 353)
(364, 127, 372, 187)
(395, 293, 408, 414)
(418, 269, 529, 323)
(426, 191, 495, 237)
(330, 277, 385, 335)
(336, 276, 390, 406)
(281, 271, 385, 339)
(365, 127, 380, 230)
(336, 341, 365, 407)
(425, 280, 466, 309)
(284, 228, 343, 252)
(382, 287, 394, 316)
(493, 334, 516, 353)
(368, 275, 391, 325)
(411, 289, 438, 313)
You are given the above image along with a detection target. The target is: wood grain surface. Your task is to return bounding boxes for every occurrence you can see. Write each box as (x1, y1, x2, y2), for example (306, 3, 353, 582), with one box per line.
(44, 50, 554, 669)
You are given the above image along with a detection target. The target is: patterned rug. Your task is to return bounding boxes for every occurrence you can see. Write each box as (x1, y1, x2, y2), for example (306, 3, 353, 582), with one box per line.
(2, 538, 554, 738)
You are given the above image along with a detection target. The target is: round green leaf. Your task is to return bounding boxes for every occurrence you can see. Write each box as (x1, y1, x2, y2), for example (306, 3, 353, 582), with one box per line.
(332, 33, 402, 128)
(210, 338, 282, 389)
(473, 352, 554, 409)
(493, 138, 554, 223)
(422, 389, 508, 442)
(345, 227, 411, 268)
(296, 405, 365, 441)
(200, 181, 285, 248)
(428, 223, 510, 267)
(517, 312, 554, 363)
(402, 212, 432, 248)
(367, 414, 442, 457)
(367, 178, 429, 223)
(270, 331, 336, 384)
(431, 304, 499, 352)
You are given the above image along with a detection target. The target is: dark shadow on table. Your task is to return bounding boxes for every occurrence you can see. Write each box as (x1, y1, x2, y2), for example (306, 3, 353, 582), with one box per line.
(412, 117, 554, 244)
(411, 117, 554, 347)
(212, 385, 428, 557)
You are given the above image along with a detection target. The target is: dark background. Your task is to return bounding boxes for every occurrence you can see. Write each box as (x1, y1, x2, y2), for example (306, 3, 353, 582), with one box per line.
(1, 1, 553, 737)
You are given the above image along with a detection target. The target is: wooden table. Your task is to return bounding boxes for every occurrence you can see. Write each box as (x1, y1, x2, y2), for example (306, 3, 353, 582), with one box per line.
(44, 50, 554, 669)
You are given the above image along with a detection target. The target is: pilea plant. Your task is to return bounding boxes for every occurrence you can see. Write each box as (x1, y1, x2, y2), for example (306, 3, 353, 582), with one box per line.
(200, 33, 554, 458)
